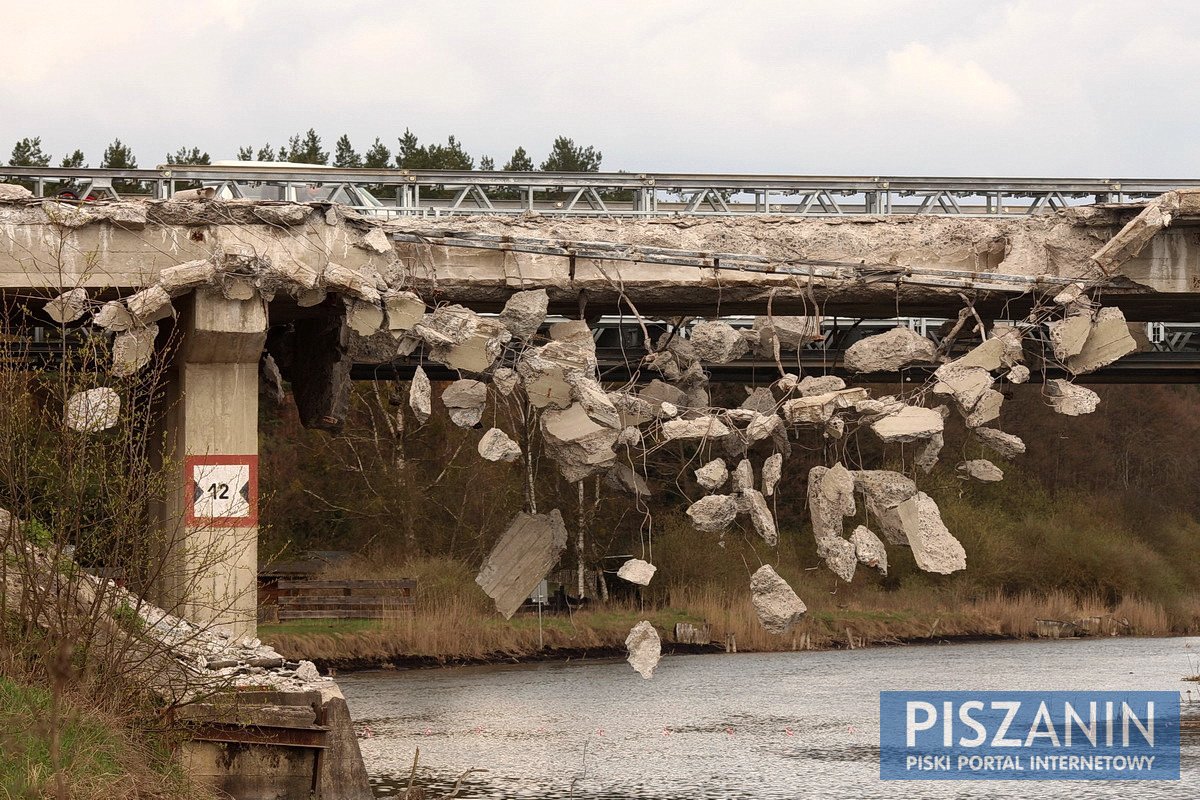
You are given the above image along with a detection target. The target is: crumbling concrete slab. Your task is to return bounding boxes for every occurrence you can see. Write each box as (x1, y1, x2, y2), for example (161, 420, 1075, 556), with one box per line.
(617, 558, 657, 586)
(686, 494, 738, 532)
(958, 459, 1004, 482)
(409, 365, 431, 424)
(797, 375, 846, 396)
(951, 337, 1007, 372)
(1047, 313, 1093, 361)
(750, 565, 807, 635)
(383, 291, 425, 334)
(158, 260, 217, 296)
(126, 285, 174, 325)
(1065, 307, 1138, 375)
(492, 367, 519, 396)
(661, 415, 731, 441)
(44, 287, 89, 324)
(731, 459, 754, 492)
(518, 345, 579, 409)
(93, 301, 134, 331)
(694, 458, 729, 491)
(870, 405, 944, 443)
(1006, 364, 1030, 384)
(741, 386, 777, 414)
(323, 262, 380, 303)
(442, 379, 488, 428)
(782, 388, 867, 425)
(345, 299, 384, 336)
(690, 320, 749, 363)
(639, 379, 688, 414)
(843, 326, 937, 373)
(972, 426, 1026, 459)
(0, 183, 32, 200)
(478, 427, 522, 462)
(744, 489, 778, 546)
(931, 364, 993, 413)
(499, 289, 548, 338)
(895, 493, 966, 574)
(568, 375, 621, 430)
(625, 621, 661, 679)
(850, 525, 888, 575)
(964, 388, 1003, 428)
(752, 316, 822, 353)
(762, 453, 782, 497)
(541, 403, 618, 482)
(65, 387, 120, 433)
(476, 510, 569, 619)
(1045, 379, 1100, 416)
(112, 325, 157, 376)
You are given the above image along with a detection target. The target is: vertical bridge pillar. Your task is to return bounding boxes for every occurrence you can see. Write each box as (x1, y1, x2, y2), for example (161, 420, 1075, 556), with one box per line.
(156, 290, 266, 639)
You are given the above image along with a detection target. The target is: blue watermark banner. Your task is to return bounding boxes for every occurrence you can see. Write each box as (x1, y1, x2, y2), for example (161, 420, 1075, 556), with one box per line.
(880, 691, 1180, 780)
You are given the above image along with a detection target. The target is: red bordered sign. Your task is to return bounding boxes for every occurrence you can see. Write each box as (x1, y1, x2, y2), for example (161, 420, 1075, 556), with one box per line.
(184, 455, 259, 527)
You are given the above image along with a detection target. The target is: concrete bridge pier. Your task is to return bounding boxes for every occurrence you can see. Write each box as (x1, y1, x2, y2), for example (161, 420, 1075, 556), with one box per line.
(154, 290, 266, 640)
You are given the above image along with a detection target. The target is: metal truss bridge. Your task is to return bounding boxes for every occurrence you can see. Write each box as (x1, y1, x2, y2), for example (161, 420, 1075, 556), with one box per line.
(3, 165, 1196, 218)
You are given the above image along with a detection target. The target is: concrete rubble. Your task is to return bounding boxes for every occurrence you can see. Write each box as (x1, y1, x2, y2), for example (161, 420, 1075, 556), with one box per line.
(916, 432, 943, 474)
(476, 510, 569, 619)
(958, 459, 1004, 482)
(843, 326, 938, 373)
(762, 453, 782, 497)
(617, 558, 657, 586)
(972, 426, 1026, 459)
(492, 366, 519, 396)
(850, 525, 888, 575)
(895, 493, 966, 574)
(694, 458, 729, 491)
(519, 342, 591, 409)
(44, 288, 89, 324)
(741, 386, 777, 414)
(807, 465, 858, 581)
(870, 405, 944, 443)
(853, 469, 918, 547)
(690, 320, 749, 363)
(1045, 379, 1100, 416)
(624, 621, 662, 679)
(964, 389, 1004, 428)
(478, 427, 522, 462)
(383, 291, 425, 334)
(112, 325, 157, 377)
(416, 304, 511, 372)
(744, 489, 778, 546)
(931, 364, 993, 413)
(499, 289, 549, 338)
(797, 375, 846, 396)
(158, 260, 217, 296)
(65, 387, 120, 433)
(442, 379, 488, 428)
(749, 565, 807, 635)
(782, 387, 867, 425)
(1047, 313, 1093, 361)
(409, 365, 431, 424)
(125, 285, 174, 325)
(540, 403, 618, 482)
(662, 415, 732, 441)
(1065, 307, 1138, 375)
(1006, 364, 1031, 384)
(93, 301, 134, 331)
(731, 459, 755, 492)
(686, 494, 738, 533)
(0, 183, 32, 200)
(568, 374, 621, 430)
(345, 298, 384, 336)
(615, 425, 642, 447)
(752, 316, 822, 353)
(608, 462, 651, 497)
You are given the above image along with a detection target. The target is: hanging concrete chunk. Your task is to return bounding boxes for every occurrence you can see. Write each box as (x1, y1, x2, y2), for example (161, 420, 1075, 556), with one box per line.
(964, 389, 1003, 428)
(384, 291, 425, 334)
(158, 259, 217, 296)
(972, 426, 1026, 459)
(1047, 314, 1093, 361)
(625, 621, 661, 679)
(694, 458, 729, 491)
(478, 428, 522, 462)
(853, 470, 918, 547)
(752, 316, 822, 353)
(750, 565, 807, 635)
(690, 320, 749, 364)
(568, 374, 621, 429)
(44, 288, 89, 324)
(608, 463, 651, 497)
(782, 388, 868, 425)
(499, 289, 549, 338)
(639, 380, 688, 415)
(741, 387, 777, 414)
(409, 365, 431, 424)
(870, 405, 944, 443)
(797, 375, 846, 396)
(843, 327, 937, 373)
(661, 415, 732, 441)
(958, 459, 1004, 483)
(895, 493, 966, 574)
(492, 367, 519, 396)
(111, 325, 157, 377)
(1065, 307, 1138, 375)
(931, 364, 993, 413)
(540, 403, 619, 482)
(731, 459, 754, 492)
(1054, 282, 1086, 306)
(65, 387, 120, 433)
(615, 426, 642, 447)
(361, 226, 392, 254)
(617, 558, 657, 586)
(686, 494, 738, 533)
(93, 301, 134, 332)
(807, 465, 857, 581)
(345, 298, 384, 336)
(442, 379, 488, 428)
(850, 526, 888, 575)
(744, 489, 778, 546)
(915, 432, 943, 474)
(518, 342, 590, 409)
(476, 510, 569, 619)
(323, 262, 380, 303)
(417, 304, 511, 373)
(762, 453, 782, 497)
(221, 273, 257, 301)
(125, 285, 174, 325)
(1045, 379, 1100, 416)
(1006, 364, 1031, 384)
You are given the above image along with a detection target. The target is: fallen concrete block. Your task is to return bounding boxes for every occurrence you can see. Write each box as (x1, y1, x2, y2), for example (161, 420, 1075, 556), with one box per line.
(476, 510, 569, 619)
(617, 558, 657, 586)
(1045, 379, 1100, 416)
(782, 388, 868, 425)
(744, 489, 778, 546)
(409, 365, 431, 424)
(492, 367, 519, 396)
(478, 428, 522, 462)
(1006, 364, 1030, 384)
(843, 326, 937, 373)
(158, 260, 217, 296)
(797, 375, 846, 396)
(731, 459, 754, 492)
(750, 565, 807, 634)
(896, 493, 966, 574)
(499, 289, 548, 338)
(625, 621, 661, 679)
(345, 298, 384, 336)
(972, 427, 1026, 459)
(690, 320, 749, 364)
(93, 301, 134, 332)
(65, 387, 120, 433)
(125, 285, 174, 325)
(1047, 314, 1093, 361)
(442, 379, 488, 428)
(915, 432, 943, 474)
(323, 263, 380, 303)
(820, 536, 858, 582)
(870, 405, 944, 443)
(762, 453, 782, 497)
(850, 525, 888, 575)
(1065, 307, 1137, 375)
(958, 459, 1004, 482)
(964, 388, 1003, 428)
(741, 386, 777, 414)
(931, 364, 993, 413)
(541, 403, 619, 482)
(694, 458, 729, 491)
(112, 325, 157, 377)
(44, 288, 89, 324)
(951, 337, 1008, 372)
(686, 494, 738, 532)
(662, 415, 732, 441)
(608, 463, 651, 497)
(384, 291, 425, 334)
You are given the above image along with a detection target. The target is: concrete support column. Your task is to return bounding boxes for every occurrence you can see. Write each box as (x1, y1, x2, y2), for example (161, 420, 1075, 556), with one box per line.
(157, 290, 266, 639)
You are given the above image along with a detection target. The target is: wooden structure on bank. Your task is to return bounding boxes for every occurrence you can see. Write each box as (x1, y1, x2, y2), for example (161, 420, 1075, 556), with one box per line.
(276, 579, 415, 620)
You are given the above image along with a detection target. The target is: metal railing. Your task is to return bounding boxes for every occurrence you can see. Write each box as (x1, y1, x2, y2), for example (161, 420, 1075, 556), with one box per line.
(2, 165, 1195, 218)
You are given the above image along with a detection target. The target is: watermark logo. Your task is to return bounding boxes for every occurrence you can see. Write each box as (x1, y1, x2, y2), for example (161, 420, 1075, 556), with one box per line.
(880, 691, 1180, 780)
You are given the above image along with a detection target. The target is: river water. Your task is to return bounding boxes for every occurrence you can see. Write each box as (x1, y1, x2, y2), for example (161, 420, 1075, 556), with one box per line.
(340, 637, 1200, 798)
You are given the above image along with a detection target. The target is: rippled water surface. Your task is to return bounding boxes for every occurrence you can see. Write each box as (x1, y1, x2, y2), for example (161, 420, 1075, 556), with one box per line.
(339, 637, 1200, 798)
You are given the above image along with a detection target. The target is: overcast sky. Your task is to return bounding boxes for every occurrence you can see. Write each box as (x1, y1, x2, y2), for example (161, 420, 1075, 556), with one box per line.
(5, 1, 1200, 176)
